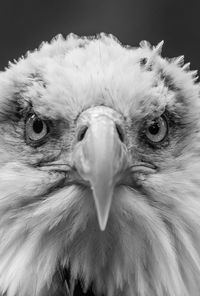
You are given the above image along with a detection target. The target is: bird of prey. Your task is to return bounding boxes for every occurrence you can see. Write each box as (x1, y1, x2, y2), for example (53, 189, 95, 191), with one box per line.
(0, 33, 199, 296)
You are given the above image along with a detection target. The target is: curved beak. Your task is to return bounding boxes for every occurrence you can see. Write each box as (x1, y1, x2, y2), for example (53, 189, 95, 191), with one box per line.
(74, 114, 127, 231)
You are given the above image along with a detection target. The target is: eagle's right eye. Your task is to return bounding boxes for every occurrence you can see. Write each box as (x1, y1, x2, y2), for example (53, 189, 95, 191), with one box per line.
(25, 114, 49, 144)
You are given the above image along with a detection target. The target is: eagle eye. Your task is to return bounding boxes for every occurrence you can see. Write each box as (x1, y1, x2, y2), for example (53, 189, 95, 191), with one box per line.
(25, 114, 49, 143)
(145, 116, 168, 143)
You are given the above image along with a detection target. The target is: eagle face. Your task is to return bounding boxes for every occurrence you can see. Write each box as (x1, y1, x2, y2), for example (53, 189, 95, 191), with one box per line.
(0, 34, 200, 296)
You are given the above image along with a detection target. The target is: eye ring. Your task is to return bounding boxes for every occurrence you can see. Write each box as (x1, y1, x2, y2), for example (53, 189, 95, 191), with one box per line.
(145, 116, 168, 143)
(25, 114, 49, 144)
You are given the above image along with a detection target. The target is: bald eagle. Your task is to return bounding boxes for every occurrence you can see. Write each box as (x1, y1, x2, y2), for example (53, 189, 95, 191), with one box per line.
(0, 34, 199, 296)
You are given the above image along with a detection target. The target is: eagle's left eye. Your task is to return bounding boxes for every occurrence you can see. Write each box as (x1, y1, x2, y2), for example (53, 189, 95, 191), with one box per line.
(25, 114, 49, 143)
(145, 116, 168, 143)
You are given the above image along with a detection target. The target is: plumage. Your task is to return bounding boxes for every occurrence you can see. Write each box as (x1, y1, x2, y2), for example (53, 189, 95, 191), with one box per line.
(0, 33, 200, 296)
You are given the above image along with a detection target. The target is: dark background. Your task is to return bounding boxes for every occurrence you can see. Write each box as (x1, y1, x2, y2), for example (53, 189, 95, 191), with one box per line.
(0, 0, 200, 72)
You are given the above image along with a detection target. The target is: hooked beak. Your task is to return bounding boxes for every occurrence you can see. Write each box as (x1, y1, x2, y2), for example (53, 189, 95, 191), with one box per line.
(73, 109, 128, 231)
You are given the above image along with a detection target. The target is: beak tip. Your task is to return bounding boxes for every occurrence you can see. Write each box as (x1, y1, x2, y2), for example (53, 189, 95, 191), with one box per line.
(98, 216, 108, 231)
(96, 203, 111, 231)
(93, 191, 113, 232)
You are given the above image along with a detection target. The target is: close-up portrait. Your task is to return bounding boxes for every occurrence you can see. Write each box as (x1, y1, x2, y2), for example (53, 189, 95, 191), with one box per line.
(0, 1, 199, 296)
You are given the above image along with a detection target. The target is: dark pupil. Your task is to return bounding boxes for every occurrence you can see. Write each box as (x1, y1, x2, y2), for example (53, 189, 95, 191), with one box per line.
(33, 118, 43, 133)
(148, 121, 160, 135)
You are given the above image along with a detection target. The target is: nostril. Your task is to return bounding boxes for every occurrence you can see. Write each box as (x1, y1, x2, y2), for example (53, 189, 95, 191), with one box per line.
(77, 124, 124, 142)
(115, 124, 124, 142)
(77, 125, 88, 141)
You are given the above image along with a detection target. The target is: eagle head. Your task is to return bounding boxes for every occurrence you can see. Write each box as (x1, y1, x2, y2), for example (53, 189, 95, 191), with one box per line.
(0, 34, 199, 296)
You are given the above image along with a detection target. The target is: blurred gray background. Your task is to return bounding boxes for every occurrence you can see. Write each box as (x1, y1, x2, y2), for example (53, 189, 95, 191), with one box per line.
(0, 0, 199, 71)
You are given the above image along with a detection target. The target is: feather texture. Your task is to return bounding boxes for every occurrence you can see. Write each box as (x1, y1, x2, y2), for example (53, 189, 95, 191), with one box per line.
(0, 34, 199, 296)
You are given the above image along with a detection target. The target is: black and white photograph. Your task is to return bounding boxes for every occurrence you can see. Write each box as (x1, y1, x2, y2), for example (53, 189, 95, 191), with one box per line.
(0, 1, 199, 295)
